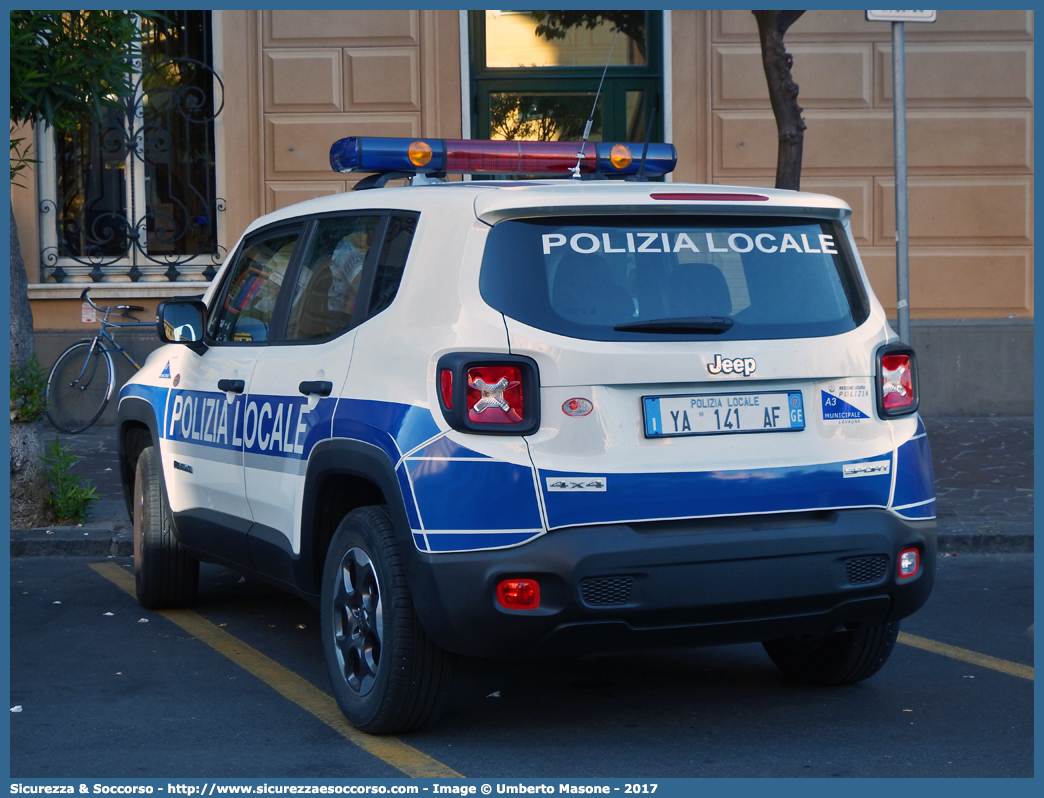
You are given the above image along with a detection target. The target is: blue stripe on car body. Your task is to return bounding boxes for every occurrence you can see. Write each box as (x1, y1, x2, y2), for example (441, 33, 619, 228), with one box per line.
(538, 455, 897, 529)
(133, 385, 936, 552)
(118, 383, 169, 428)
(892, 431, 936, 513)
(332, 398, 441, 463)
(405, 458, 543, 531)
(160, 389, 334, 462)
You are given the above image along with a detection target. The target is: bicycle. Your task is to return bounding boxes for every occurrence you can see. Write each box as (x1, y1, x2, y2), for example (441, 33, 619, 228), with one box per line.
(45, 287, 155, 433)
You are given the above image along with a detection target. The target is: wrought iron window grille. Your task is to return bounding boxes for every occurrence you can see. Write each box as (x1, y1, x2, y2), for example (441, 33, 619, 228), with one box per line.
(38, 12, 225, 284)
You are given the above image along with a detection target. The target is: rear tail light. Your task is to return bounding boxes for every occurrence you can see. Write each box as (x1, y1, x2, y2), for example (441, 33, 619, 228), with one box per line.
(436, 353, 540, 435)
(876, 343, 919, 417)
(439, 369, 454, 410)
(497, 579, 540, 610)
(466, 366, 523, 424)
(898, 548, 920, 578)
(881, 355, 914, 410)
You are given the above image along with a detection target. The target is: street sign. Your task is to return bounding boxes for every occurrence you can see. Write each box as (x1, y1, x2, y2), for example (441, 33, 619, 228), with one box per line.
(866, 10, 937, 23)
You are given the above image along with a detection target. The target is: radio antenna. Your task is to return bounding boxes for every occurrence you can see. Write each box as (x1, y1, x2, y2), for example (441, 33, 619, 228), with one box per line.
(571, 26, 620, 179)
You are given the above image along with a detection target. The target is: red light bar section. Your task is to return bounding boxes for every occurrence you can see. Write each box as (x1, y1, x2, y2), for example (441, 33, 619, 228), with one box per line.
(445, 140, 594, 175)
(650, 193, 770, 202)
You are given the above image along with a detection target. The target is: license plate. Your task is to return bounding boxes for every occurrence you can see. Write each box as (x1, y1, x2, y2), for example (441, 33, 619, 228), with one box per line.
(643, 391, 805, 438)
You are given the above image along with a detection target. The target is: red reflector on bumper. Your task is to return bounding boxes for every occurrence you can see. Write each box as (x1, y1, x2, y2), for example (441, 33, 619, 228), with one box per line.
(898, 548, 920, 578)
(497, 579, 540, 610)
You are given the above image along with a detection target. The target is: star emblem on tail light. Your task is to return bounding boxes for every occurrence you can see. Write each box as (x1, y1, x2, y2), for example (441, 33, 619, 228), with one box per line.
(469, 376, 515, 413)
(882, 361, 909, 398)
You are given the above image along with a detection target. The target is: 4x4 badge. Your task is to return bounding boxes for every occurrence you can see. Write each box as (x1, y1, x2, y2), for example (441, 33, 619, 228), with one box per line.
(707, 354, 756, 377)
(546, 477, 606, 492)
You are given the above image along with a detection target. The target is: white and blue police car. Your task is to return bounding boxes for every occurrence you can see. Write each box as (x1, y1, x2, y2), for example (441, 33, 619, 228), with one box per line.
(117, 136, 935, 734)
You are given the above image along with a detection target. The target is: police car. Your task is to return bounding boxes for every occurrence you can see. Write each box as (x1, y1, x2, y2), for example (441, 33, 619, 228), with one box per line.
(117, 136, 936, 734)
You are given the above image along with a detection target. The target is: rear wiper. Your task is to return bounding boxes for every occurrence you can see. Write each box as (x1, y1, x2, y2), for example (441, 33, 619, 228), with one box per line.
(614, 316, 734, 334)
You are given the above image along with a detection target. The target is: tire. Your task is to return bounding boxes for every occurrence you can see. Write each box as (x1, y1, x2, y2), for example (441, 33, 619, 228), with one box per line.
(763, 621, 900, 686)
(133, 445, 199, 609)
(45, 341, 114, 433)
(321, 506, 453, 734)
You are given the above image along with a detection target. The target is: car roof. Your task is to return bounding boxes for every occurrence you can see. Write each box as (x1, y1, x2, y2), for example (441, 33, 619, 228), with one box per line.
(244, 179, 853, 235)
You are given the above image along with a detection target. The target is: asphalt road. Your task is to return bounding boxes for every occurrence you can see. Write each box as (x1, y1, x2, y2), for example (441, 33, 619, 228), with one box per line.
(9, 552, 1033, 780)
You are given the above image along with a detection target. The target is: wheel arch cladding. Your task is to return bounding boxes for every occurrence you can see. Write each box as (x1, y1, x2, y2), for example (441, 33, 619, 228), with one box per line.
(301, 438, 443, 617)
(117, 392, 166, 520)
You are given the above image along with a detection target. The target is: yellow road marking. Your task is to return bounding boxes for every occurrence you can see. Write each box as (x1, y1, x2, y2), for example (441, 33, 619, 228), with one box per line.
(89, 562, 463, 778)
(898, 631, 1033, 681)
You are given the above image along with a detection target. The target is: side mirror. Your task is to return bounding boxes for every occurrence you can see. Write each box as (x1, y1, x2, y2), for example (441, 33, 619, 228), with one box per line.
(157, 299, 208, 354)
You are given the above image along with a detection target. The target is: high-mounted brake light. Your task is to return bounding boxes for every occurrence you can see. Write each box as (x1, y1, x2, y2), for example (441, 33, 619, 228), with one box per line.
(876, 343, 919, 418)
(650, 193, 770, 202)
(330, 136, 677, 178)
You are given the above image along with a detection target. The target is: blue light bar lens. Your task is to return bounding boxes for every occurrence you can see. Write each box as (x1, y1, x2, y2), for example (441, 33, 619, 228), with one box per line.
(330, 137, 445, 173)
(329, 137, 360, 172)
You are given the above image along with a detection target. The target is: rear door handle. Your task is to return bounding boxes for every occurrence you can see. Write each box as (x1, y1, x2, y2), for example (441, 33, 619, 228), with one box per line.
(299, 380, 333, 397)
(217, 379, 245, 394)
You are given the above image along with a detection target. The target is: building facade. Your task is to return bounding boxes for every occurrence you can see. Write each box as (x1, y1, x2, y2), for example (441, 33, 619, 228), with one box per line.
(12, 9, 1033, 415)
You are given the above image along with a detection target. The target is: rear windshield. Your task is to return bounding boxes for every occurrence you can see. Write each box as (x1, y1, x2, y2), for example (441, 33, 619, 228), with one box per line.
(479, 215, 870, 341)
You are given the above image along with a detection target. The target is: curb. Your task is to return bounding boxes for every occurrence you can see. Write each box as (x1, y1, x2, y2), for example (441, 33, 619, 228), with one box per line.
(10, 524, 132, 558)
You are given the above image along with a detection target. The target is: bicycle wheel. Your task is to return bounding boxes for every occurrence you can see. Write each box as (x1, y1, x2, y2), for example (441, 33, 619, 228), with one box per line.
(45, 341, 115, 433)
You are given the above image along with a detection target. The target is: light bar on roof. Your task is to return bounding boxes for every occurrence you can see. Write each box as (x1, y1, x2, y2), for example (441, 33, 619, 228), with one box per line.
(329, 137, 677, 178)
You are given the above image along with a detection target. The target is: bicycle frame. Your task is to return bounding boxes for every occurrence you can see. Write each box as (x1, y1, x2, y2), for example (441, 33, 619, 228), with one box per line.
(80, 288, 155, 373)
(45, 289, 159, 433)
(87, 319, 154, 372)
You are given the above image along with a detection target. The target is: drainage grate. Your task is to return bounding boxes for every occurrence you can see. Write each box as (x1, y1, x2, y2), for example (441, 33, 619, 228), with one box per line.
(580, 576, 633, 605)
(845, 555, 889, 584)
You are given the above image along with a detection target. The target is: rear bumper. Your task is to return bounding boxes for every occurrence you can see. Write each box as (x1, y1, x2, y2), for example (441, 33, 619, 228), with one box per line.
(409, 508, 936, 657)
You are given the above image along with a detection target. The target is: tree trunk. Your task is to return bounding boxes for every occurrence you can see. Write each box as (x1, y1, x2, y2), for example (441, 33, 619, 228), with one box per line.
(753, 10, 806, 191)
(10, 205, 52, 528)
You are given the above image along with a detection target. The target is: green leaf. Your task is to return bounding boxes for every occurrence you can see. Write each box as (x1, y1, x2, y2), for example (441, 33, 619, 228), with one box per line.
(10, 10, 149, 129)
(42, 437, 100, 524)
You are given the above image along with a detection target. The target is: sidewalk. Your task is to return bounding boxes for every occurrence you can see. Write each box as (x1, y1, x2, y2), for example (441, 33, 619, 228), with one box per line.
(10, 416, 1034, 556)
(11, 426, 130, 557)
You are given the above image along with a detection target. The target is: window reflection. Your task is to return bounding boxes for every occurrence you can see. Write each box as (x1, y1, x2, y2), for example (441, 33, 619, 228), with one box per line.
(490, 92, 600, 141)
(484, 10, 645, 69)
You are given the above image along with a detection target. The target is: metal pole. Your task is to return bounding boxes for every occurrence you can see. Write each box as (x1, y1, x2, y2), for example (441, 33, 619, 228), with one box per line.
(892, 21, 910, 343)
